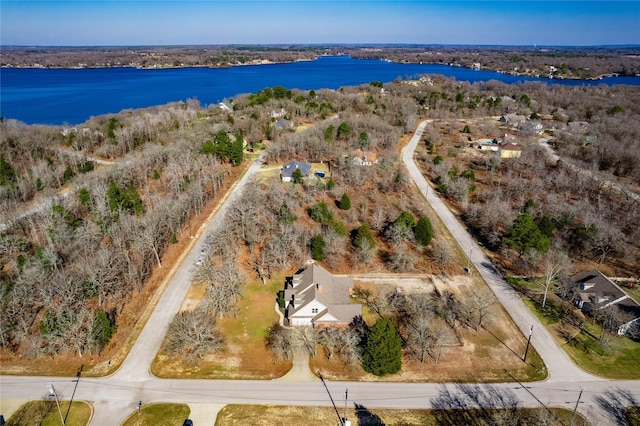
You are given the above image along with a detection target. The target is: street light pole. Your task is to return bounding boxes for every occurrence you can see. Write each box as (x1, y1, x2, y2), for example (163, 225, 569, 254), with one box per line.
(64, 365, 83, 424)
(523, 325, 534, 362)
(47, 383, 65, 425)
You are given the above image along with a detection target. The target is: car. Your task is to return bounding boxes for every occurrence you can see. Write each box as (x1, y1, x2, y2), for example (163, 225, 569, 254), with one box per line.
(183, 420, 193, 426)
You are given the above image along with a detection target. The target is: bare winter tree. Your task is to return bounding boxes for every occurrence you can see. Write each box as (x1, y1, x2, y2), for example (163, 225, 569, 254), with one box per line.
(541, 248, 572, 308)
(165, 304, 224, 365)
(265, 322, 294, 360)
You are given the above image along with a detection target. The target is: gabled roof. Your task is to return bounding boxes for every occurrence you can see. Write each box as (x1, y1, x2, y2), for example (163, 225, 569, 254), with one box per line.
(281, 161, 311, 179)
(284, 263, 362, 326)
(572, 269, 640, 326)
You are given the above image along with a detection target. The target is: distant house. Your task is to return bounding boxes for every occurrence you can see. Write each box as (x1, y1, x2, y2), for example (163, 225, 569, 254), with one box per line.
(218, 102, 232, 112)
(520, 121, 544, 135)
(499, 114, 527, 127)
(280, 161, 311, 182)
(471, 138, 499, 152)
(274, 119, 295, 130)
(280, 262, 362, 327)
(572, 270, 640, 336)
(268, 108, 287, 119)
(352, 149, 378, 166)
(499, 142, 522, 158)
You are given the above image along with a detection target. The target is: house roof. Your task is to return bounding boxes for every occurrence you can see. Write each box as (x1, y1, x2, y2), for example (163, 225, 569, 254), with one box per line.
(500, 142, 521, 151)
(274, 119, 294, 129)
(572, 269, 640, 326)
(281, 161, 311, 178)
(284, 263, 362, 325)
(352, 149, 378, 163)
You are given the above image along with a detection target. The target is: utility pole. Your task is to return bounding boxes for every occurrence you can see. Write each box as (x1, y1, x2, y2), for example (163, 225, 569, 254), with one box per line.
(570, 387, 584, 426)
(318, 370, 344, 426)
(64, 365, 83, 424)
(523, 325, 533, 362)
(47, 383, 65, 425)
(343, 388, 349, 426)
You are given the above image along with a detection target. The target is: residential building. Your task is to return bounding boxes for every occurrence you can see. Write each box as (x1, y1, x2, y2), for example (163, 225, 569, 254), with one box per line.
(572, 270, 640, 335)
(280, 161, 311, 182)
(280, 263, 362, 327)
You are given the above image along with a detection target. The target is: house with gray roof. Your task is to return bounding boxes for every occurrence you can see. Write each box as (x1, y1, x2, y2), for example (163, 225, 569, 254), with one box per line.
(572, 269, 640, 336)
(280, 262, 362, 327)
(280, 161, 311, 182)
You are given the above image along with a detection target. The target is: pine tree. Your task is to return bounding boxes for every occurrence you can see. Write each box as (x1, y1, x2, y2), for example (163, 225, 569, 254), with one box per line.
(311, 234, 326, 261)
(362, 317, 402, 376)
(339, 193, 351, 210)
(414, 216, 434, 246)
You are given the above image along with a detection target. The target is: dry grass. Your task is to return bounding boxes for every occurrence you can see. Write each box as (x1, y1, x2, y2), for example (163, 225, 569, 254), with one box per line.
(151, 276, 291, 379)
(311, 276, 546, 383)
(215, 405, 587, 426)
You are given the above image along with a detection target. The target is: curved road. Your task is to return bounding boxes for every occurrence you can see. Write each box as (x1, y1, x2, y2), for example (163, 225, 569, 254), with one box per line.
(1, 129, 639, 425)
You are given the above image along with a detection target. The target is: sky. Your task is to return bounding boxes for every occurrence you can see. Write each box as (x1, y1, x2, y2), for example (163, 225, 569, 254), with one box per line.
(1, 1, 639, 46)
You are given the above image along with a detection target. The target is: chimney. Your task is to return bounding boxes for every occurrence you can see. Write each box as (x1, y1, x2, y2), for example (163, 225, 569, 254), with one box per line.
(316, 283, 323, 294)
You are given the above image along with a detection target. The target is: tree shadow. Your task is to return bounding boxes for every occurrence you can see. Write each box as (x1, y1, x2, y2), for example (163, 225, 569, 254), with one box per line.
(354, 402, 383, 426)
(430, 383, 521, 425)
(481, 325, 524, 361)
(594, 387, 639, 425)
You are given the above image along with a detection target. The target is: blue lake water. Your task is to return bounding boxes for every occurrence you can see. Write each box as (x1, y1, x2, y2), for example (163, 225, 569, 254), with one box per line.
(2, 55, 639, 125)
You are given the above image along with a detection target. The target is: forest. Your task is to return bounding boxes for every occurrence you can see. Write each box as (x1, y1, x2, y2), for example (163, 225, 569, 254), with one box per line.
(1, 68, 639, 364)
(2, 44, 639, 79)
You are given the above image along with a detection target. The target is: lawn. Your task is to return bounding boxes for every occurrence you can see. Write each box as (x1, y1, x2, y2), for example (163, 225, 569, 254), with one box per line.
(6, 400, 91, 426)
(215, 405, 589, 426)
(507, 276, 640, 379)
(122, 403, 190, 426)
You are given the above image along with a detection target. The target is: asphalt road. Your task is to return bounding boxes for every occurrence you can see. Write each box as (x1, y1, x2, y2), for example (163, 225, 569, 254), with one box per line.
(2, 130, 639, 425)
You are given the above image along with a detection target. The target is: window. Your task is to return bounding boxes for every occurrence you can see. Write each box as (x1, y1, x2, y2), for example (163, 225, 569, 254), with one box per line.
(312, 308, 318, 314)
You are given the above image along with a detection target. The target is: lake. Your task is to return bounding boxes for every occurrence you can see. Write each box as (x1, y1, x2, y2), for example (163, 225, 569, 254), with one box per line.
(2, 55, 639, 125)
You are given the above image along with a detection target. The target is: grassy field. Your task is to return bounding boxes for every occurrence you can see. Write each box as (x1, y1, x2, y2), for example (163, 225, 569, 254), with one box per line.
(121, 403, 190, 426)
(507, 276, 640, 379)
(214, 404, 590, 426)
(6, 400, 91, 426)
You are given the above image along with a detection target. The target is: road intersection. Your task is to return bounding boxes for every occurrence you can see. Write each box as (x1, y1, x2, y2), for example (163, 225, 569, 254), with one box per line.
(1, 124, 638, 425)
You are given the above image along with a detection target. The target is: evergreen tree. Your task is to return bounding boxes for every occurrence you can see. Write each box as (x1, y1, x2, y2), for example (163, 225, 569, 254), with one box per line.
(277, 203, 296, 224)
(353, 223, 375, 249)
(292, 167, 304, 184)
(324, 125, 335, 142)
(362, 317, 402, 376)
(0, 155, 17, 186)
(339, 193, 351, 210)
(337, 121, 351, 140)
(414, 216, 434, 246)
(311, 234, 326, 261)
(310, 202, 333, 223)
(230, 132, 244, 166)
(395, 211, 415, 230)
(503, 213, 550, 257)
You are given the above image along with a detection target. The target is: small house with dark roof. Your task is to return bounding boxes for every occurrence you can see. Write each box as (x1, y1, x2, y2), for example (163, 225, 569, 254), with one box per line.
(280, 161, 311, 182)
(572, 269, 640, 335)
(280, 262, 362, 327)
